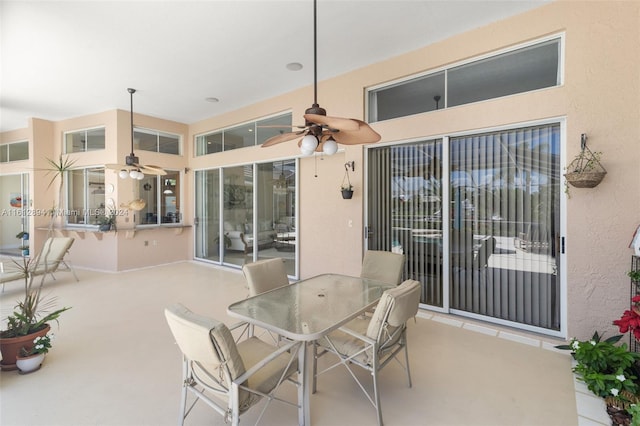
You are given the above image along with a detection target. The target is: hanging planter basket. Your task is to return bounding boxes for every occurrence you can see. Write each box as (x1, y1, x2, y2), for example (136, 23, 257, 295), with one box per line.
(340, 162, 354, 200)
(564, 138, 606, 189)
(341, 189, 354, 199)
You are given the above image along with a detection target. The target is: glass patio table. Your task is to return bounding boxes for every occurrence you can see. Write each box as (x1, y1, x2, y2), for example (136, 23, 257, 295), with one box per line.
(227, 273, 394, 425)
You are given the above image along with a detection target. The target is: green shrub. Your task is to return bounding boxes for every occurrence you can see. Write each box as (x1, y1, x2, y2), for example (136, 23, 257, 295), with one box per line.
(556, 331, 640, 398)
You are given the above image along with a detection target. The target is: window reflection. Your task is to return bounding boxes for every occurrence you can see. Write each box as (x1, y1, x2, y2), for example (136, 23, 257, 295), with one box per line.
(137, 171, 181, 225)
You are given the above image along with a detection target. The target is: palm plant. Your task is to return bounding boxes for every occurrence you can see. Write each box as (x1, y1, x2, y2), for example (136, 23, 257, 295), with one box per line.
(1, 155, 75, 338)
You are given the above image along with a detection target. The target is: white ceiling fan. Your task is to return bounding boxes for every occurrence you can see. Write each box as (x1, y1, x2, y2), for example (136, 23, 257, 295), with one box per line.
(106, 88, 167, 179)
(261, 0, 381, 155)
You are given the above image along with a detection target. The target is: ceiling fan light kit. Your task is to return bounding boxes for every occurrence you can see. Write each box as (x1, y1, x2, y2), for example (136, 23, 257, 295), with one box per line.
(261, 0, 381, 155)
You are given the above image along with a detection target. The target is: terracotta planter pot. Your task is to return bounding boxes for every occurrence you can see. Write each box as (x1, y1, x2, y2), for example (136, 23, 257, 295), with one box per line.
(0, 324, 50, 371)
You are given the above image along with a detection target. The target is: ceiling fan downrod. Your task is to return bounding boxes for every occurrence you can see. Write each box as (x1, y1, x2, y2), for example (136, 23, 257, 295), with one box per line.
(304, 0, 326, 119)
(126, 88, 139, 165)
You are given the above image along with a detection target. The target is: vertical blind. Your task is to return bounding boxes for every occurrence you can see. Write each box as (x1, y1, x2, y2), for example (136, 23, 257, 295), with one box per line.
(368, 123, 561, 331)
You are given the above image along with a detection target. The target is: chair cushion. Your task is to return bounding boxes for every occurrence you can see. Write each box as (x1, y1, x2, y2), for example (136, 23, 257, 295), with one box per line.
(360, 250, 405, 285)
(237, 337, 298, 398)
(209, 324, 264, 413)
(385, 280, 421, 327)
(31, 237, 74, 275)
(243, 258, 289, 296)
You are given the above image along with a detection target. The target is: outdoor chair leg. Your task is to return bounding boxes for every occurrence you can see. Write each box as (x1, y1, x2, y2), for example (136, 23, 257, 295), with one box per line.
(179, 360, 188, 426)
(372, 361, 383, 426)
(404, 331, 412, 388)
(312, 341, 322, 394)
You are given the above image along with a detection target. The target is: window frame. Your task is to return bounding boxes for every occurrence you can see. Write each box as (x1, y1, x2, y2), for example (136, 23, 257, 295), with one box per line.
(133, 127, 182, 155)
(136, 170, 182, 227)
(366, 34, 564, 123)
(0, 141, 29, 162)
(63, 126, 106, 153)
(194, 112, 292, 157)
(65, 166, 106, 227)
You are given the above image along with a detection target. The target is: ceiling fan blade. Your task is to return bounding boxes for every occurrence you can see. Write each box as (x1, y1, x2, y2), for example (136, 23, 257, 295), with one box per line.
(258, 124, 308, 130)
(304, 114, 360, 132)
(141, 164, 167, 176)
(121, 199, 146, 211)
(262, 131, 306, 147)
(331, 120, 381, 145)
(105, 163, 127, 170)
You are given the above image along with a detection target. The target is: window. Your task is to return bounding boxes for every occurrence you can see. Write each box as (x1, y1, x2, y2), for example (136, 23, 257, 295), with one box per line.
(66, 167, 105, 226)
(134, 128, 181, 155)
(0, 141, 29, 162)
(194, 113, 292, 156)
(448, 39, 560, 107)
(369, 72, 445, 122)
(64, 127, 105, 153)
(368, 37, 561, 122)
(196, 132, 223, 156)
(137, 170, 181, 225)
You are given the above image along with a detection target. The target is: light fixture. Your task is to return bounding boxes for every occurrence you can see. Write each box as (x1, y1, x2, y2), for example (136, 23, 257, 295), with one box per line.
(322, 138, 338, 155)
(286, 62, 303, 71)
(163, 189, 173, 195)
(300, 134, 318, 155)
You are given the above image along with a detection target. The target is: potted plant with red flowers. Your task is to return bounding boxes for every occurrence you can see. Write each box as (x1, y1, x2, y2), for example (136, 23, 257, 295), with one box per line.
(614, 296, 640, 341)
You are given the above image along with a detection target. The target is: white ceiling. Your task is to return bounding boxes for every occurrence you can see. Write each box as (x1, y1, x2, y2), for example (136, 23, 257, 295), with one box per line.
(0, 0, 549, 133)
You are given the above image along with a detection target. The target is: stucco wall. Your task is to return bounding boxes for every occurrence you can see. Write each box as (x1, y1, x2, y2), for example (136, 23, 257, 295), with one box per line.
(1, 1, 638, 339)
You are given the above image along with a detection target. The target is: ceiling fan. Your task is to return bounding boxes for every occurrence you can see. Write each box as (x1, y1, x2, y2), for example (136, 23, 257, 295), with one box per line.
(106, 88, 167, 179)
(261, 0, 381, 155)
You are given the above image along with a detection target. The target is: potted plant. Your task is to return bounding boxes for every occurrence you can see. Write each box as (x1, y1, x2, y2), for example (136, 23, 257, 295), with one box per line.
(340, 183, 354, 199)
(340, 161, 355, 199)
(564, 135, 606, 191)
(0, 257, 71, 370)
(97, 210, 117, 232)
(1, 156, 74, 371)
(557, 331, 640, 425)
(16, 231, 29, 256)
(16, 333, 53, 374)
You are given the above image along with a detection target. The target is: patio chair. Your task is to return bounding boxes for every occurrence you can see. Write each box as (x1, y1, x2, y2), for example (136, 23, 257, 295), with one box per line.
(0, 262, 28, 292)
(242, 258, 289, 297)
(30, 237, 78, 283)
(242, 258, 290, 341)
(360, 250, 405, 285)
(164, 303, 300, 426)
(312, 279, 421, 426)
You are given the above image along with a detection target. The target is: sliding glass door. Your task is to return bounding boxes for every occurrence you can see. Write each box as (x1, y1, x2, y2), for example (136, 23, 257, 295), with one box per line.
(194, 160, 298, 277)
(194, 169, 220, 260)
(0, 173, 29, 254)
(367, 123, 561, 333)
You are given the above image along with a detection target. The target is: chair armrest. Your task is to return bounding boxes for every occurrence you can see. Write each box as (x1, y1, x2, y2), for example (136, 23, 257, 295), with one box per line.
(336, 325, 377, 346)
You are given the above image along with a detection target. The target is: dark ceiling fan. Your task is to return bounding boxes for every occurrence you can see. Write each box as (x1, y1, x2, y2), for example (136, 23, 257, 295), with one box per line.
(106, 88, 167, 179)
(261, 0, 381, 155)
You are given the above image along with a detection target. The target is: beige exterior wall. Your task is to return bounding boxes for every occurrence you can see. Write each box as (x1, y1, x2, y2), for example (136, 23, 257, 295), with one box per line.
(1, 1, 638, 339)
